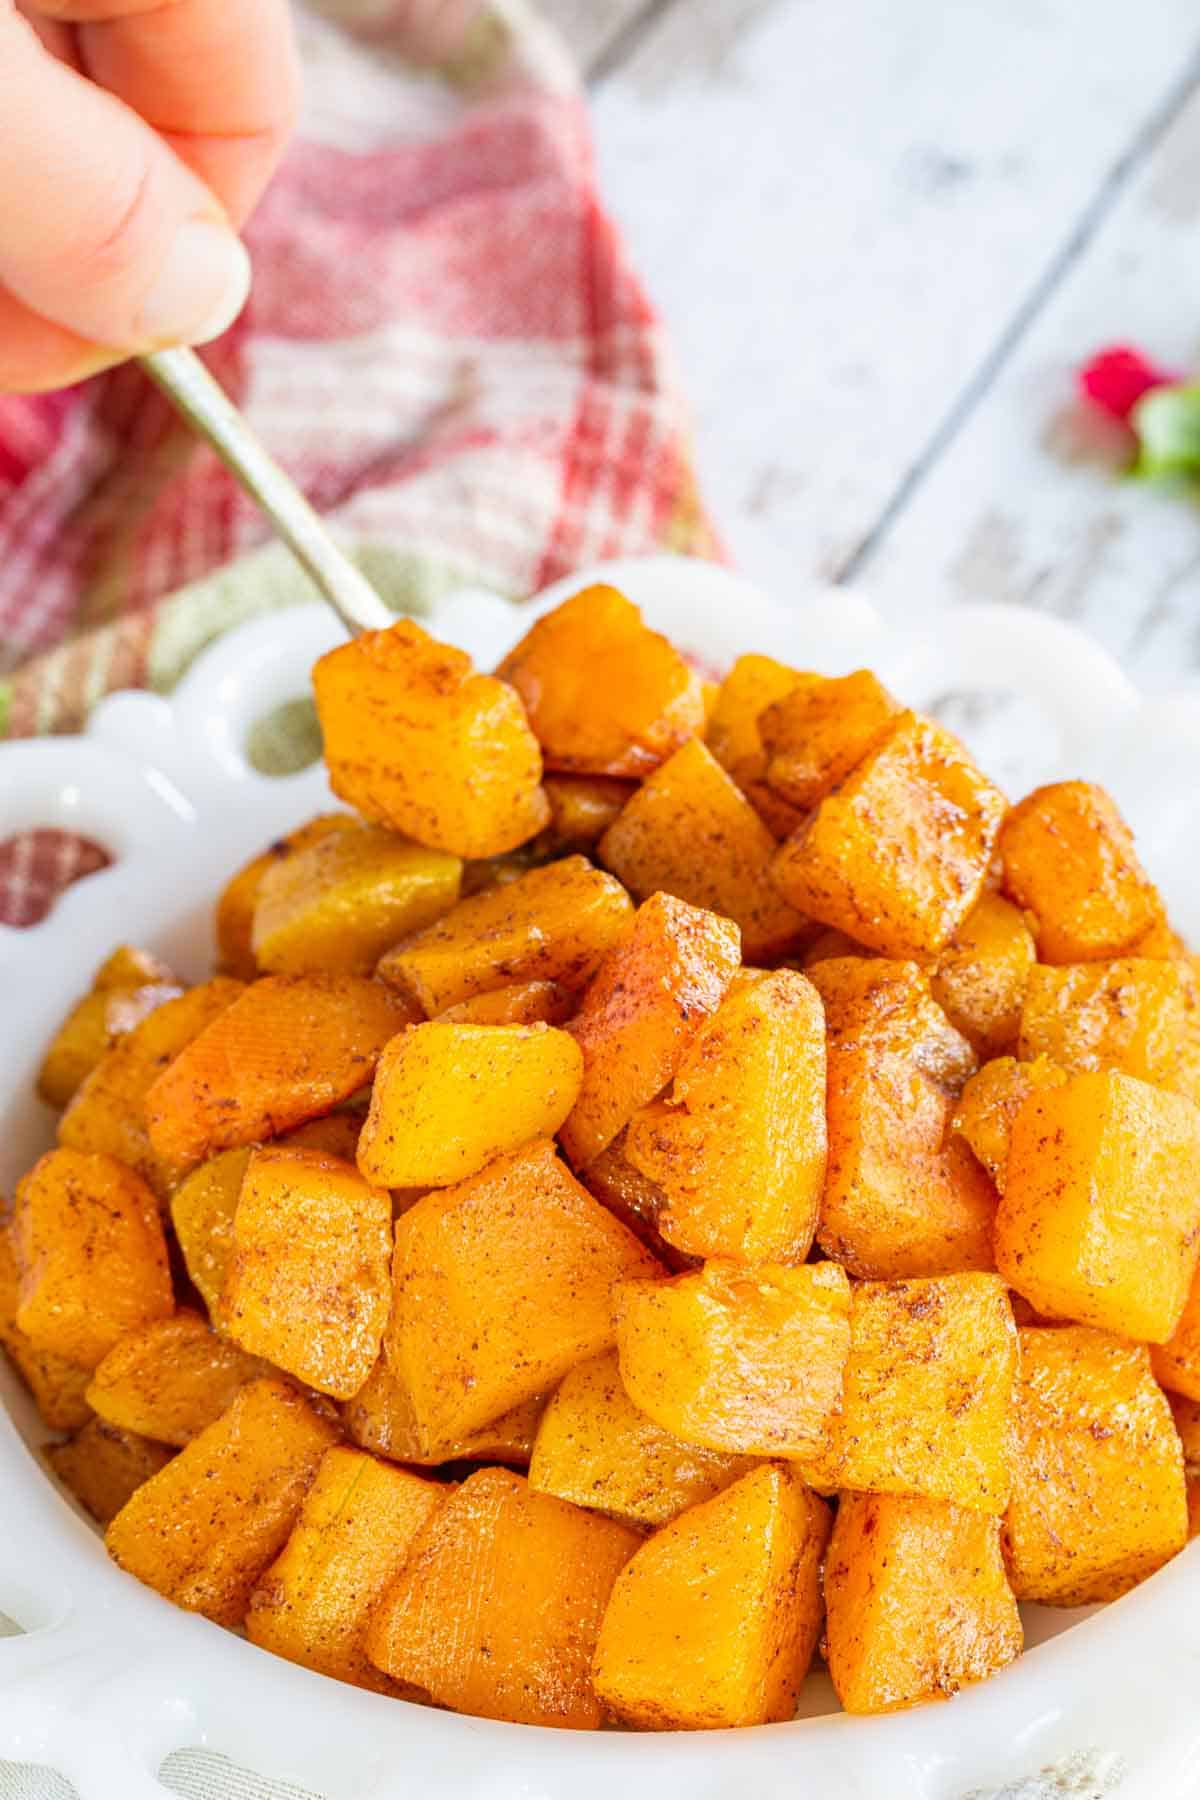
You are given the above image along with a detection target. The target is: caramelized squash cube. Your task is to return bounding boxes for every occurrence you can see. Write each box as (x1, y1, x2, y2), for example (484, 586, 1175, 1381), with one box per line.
(357, 1022, 583, 1188)
(578, 1132, 687, 1269)
(342, 1355, 544, 1467)
(996, 1071, 1200, 1341)
(760, 669, 901, 808)
(705, 652, 810, 796)
(1005, 1327, 1187, 1604)
(313, 619, 549, 857)
(169, 1147, 251, 1322)
(247, 1446, 445, 1692)
(92, 945, 177, 990)
(999, 780, 1164, 963)
(251, 824, 461, 977)
(1018, 957, 1186, 1086)
(37, 980, 183, 1110)
(624, 969, 826, 1264)
(593, 1464, 829, 1729)
(105, 1377, 339, 1626)
(496, 586, 706, 778)
(597, 739, 810, 961)
(366, 1466, 640, 1727)
(216, 814, 357, 979)
(87, 1311, 269, 1446)
(930, 893, 1036, 1058)
(47, 1419, 173, 1526)
(825, 1494, 1021, 1714)
(13, 1149, 172, 1370)
(771, 713, 1006, 958)
(950, 1054, 1067, 1194)
(529, 1350, 753, 1526)
(224, 1148, 392, 1399)
(0, 1225, 92, 1430)
(436, 980, 574, 1026)
(615, 1260, 850, 1458)
(809, 958, 997, 1278)
(144, 975, 413, 1171)
(560, 891, 741, 1168)
(543, 775, 635, 848)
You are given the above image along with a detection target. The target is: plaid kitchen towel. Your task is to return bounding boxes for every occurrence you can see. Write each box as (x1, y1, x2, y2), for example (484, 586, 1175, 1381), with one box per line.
(0, 0, 721, 926)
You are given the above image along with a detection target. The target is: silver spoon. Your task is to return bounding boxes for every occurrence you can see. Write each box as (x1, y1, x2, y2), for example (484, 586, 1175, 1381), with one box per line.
(140, 346, 393, 637)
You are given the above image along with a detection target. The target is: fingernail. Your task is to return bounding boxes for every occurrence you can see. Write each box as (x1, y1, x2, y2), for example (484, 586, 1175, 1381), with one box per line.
(137, 218, 251, 349)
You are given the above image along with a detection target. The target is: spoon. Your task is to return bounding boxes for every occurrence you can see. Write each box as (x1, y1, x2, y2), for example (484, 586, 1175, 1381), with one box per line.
(140, 347, 393, 638)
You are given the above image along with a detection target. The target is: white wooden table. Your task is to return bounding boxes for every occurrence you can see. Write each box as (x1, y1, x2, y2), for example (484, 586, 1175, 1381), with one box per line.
(543, 0, 1200, 686)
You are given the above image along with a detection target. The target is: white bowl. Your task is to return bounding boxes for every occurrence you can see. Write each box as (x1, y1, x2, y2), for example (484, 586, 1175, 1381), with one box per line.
(2, 557, 1200, 1800)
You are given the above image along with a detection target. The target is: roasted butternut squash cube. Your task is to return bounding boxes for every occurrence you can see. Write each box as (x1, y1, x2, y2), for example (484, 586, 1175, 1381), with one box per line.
(366, 1466, 639, 1727)
(59, 978, 245, 1196)
(1018, 958, 1186, 1086)
(579, 1134, 693, 1271)
(251, 825, 461, 977)
(812, 1274, 1017, 1512)
(951, 1055, 1067, 1194)
(760, 669, 902, 808)
(597, 739, 810, 961)
(995, 1070, 1200, 1341)
(216, 814, 357, 979)
(624, 969, 826, 1264)
(86, 1311, 269, 1446)
(47, 1419, 174, 1526)
(144, 975, 413, 1171)
(436, 980, 574, 1026)
(1004, 1327, 1186, 1604)
(357, 1022, 583, 1188)
(930, 893, 1036, 1058)
(247, 1446, 445, 1692)
(615, 1260, 850, 1458)
(342, 1354, 544, 1467)
(528, 1350, 753, 1526)
(37, 980, 183, 1109)
(93, 945, 176, 990)
(825, 1494, 1021, 1714)
(808, 958, 997, 1278)
(772, 713, 1006, 958)
(0, 1225, 92, 1430)
(1152, 1261, 1200, 1401)
(543, 775, 635, 848)
(496, 586, 706, 778)
(377, 855, 632, 1016)
(313, 619, 549, 857)
(169, 1147, 250, 1323)
(705, 653, 809, 795)
(389, 1139, 660, 1450)
(999, 780, 1164, 963)
(224, 1148, 392, 1399)
(13, 1149, 172, 1370)
(560, 891, 741, 1168)
(593, 1464, 830, 1730)
(105, 1377, 339, 1626)
(278, 1112, 364, 1160)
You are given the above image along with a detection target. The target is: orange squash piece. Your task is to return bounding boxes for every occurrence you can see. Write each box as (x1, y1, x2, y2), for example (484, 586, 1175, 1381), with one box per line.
(216, 814, 357, 979)
(224, 1148, 392, 1399)
(999, 780, 1164, 963)
(624, 969, 826, 1264)
(105, 1377, 339, 1626)
(995, 1070, 1200, 1342)
(277, 1112, 364, 1161)
(496, 586, 706, 778)
(436, 980, 574, 1027)
(593, 1464, 830, 1730)
(58, 978, 245, 1196)
(37, 977, 183, 1109)
(1018, 957, 1186, 1086)
(771, 712, 1006, 958)
(760, 668, 902, 808)
(92, 945, 177, 990)
(342, 1354, 545, 1467)
(0, 1225, 92, 1430)
(169, 1147, 251, 1323)
(366, 1466, 640, 1727)
(543, 775, 636, 848)
(357, 1022, 583, 1188)
(930, 892, 1036, 1058)
(825, 1494, 1021, 1714)
(247, 1446, 445, 1692)
(313, 619, 549, 857)
(144, 975, 413, 1171)
(950, 1054, 1067, 1193)
(615, 1260, 850, 1459)
(1170, 1390, 1200, 1468)
(378, 854, 632, 1016)
(598, 739, 810, 961)
(389, 1139, 658, 1451)
(251, 824, 461, 977)
(47, 1419, 174, 1526)
(529, 1350, 753, 1526)
(560, 891, 741, 1168)
(705, 654, 812, 831)
(86, 1311, 269, 1446)
(808, 958, 997, 1278)
(809, 1274, 1017, 1512)
(1005, 1327, 1187, 1604)
(13, 1149, 173, 1370)
(1152, 1260, 1200, 1401)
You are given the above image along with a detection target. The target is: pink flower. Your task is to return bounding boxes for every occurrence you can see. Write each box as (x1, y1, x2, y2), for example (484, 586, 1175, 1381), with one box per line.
(1078, 344, 1182, 423)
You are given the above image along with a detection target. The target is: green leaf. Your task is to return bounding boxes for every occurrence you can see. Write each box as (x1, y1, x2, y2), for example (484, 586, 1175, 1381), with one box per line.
(1130, 383, 1200, 482)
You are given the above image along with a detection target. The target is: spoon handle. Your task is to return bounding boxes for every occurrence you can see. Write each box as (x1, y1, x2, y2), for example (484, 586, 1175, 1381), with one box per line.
(140, 347, 392, 638)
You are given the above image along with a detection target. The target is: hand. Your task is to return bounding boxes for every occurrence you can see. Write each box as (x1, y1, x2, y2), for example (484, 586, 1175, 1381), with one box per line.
(0, 0, 300, 393)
